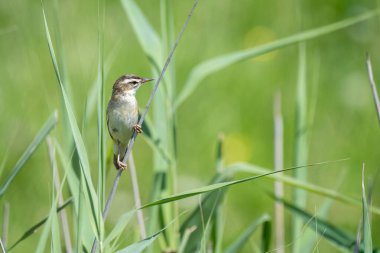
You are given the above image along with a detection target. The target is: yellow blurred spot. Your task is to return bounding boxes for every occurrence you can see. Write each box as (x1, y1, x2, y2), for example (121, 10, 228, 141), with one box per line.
(224, 133, 252, 164)
(243, 26, 278, 62)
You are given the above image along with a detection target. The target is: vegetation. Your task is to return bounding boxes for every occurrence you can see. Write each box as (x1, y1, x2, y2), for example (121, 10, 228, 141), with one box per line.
(0, 0, 379, 252)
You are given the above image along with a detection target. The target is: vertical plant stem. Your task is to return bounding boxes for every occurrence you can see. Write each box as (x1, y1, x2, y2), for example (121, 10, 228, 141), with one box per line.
(273, 91, 284, 253)
(97, 0, 106, 207)
(0, 239, 5, 253)
(292, 41, 308, 253)
(1, 203, 9, 249)
(47, 138, 73, 253)
(366, 54, 380, 124)
(128, 152, 147, 239)
(96, 0, 106, 249)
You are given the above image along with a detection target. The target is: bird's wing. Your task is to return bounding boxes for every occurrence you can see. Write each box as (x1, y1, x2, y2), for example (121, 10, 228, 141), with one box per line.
(106, 106, 115, 142)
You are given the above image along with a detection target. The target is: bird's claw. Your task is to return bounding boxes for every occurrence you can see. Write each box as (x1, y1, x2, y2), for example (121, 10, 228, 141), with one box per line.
(117, 160, 127, 170)
(133, 124, 143, 134)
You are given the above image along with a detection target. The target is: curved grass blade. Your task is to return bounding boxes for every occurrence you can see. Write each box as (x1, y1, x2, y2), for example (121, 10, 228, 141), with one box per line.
(8, 198, 72, 252)
(224, 214, 271, 253)
(114, 234, 158, 253)
(121, 0, 162, 67)
(41, 0, 102, 241)
(275, 197, 358, 251)
(300, 170, 348, 253)
(227, 162, 380, 216)
(180, 173, 231, 253)
(178, 226, 196, 253)
(0, 112, 58, 197)
(175, 9, 380, 108)
(114, 225, 171, 253)
(141, 160, 350, 209)
(104, 210, 135, 248)
(362, 166, 372, 253)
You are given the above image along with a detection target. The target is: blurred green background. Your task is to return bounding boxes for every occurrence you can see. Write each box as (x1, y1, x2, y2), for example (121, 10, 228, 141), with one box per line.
(0, 0, 380, 252)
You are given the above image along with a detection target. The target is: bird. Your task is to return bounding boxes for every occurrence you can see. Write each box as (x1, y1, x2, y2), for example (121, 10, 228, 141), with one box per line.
(106, 74, 154, 170)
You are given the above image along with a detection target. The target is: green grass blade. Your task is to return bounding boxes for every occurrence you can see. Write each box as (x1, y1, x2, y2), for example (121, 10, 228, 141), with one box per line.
(292, 41, 308, 253)
(362, 166, 373, 253)
(179, 173, 231, 253)
(121, 0, 162, 66)
(228, 162, 380, 216)
(41, 1, 102, 240)
(224, 214, 271, 253)
(97, 0, 106, 199)
(175, 9, 380, 108)
(366, 54, 380, 124)
(212, 135, 225, 253)
(51, 178, 63, 253)
(0, 112, 58, 197)
(141, 115, 173, 164)
(143, 161, 380, 216)
(299, 171, 347, 253)
(7, 199, 72, 252)
(96, 0, 106, 248)
(35, 209, 53, 253)
(114, 229, 164, 253)
(200, 215, 213, 253)
(277, 197, 357, 250)
(177, 226, 196, 253)
(0, 239, 5, 253)
(104, 210, 135, 247)
(0, 149, 10, 180)
(51, 208, 62, 253)
(142, 161, 347, 209)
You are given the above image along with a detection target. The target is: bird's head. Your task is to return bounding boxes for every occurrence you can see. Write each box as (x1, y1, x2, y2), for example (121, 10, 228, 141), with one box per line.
(112, 74, 154, 96)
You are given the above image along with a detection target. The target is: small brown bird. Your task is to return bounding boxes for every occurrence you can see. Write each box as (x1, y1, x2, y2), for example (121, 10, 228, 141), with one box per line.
(107, 74, 154, 169)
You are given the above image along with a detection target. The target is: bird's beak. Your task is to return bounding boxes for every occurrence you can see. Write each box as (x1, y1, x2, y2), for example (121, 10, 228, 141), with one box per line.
(141, 78, 154, 84)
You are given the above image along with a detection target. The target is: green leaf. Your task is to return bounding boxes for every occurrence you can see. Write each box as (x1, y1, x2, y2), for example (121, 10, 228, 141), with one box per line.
(8, 199, 72, 252)
(179, 173, 231, 253)
(0, 112, 58, 197)
(141, 114, 173, 164)
(293, 42, 308, 253)
(276, 197, 356, 250)
(104, 210, 135, 247)
(41, 1, 102, 240)
(114, 230, 161, 253)
(0, 239, 5, 253)
(175, 9, 380, 108)
(362, 167, 372, 253)
(224, 214, 271, 253)
(141, 160, 353, 209)
(227, 162, 380, 216)
(96, 0, 106, 247)
(121, 0, 162, 67)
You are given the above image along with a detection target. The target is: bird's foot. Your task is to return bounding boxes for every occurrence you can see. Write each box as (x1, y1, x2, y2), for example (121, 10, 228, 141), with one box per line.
(114, 154, 127, 170)
(117, 160, 127, 170)
(133, 124, 143, 134)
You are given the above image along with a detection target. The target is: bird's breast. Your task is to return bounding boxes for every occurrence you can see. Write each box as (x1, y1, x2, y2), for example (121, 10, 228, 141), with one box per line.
(107, 95, 138, 145)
